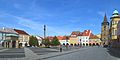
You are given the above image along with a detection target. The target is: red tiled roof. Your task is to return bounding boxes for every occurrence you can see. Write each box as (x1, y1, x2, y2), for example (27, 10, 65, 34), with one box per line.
(71, 31, 81, 36)
(47, 36, 54, 40)
(90, 33, 99, 39)
(14, 29, 29, 35)
(82, 30, 91, 36)
(57, 36, 69, 40)
(70, 30, 91, 36)
(57, 36, 63, 40)
(62, 36, 69, 40)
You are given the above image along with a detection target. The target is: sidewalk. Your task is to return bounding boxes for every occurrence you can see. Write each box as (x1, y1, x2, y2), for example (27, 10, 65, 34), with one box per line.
(107, 47, 120, 58)
(0, 47, 8, 52)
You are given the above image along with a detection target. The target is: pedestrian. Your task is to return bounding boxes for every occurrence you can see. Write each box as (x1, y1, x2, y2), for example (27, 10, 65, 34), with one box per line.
(59, 45, 62, 52)
(60, 47, 62, 52)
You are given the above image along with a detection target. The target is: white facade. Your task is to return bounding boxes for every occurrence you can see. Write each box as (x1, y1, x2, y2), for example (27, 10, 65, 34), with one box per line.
(36, 36, 43, 45)
(59, 40, 70, 45)
(78, 36, 89, 46)
(19, 35, 29, 47)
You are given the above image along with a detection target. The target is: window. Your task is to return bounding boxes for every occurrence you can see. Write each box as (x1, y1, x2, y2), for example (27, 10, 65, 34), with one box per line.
(115, 30, 117, 35)
(0, 33, 2, 40)
(83, 40, 85, 42)
(104, 26, 106, 28)
(112, 30, 114, 35)
(115, 21, 117, 24)
(86, 37, 87, 39)
(113, 29, 115, 35)
(89, 40, 91, 42)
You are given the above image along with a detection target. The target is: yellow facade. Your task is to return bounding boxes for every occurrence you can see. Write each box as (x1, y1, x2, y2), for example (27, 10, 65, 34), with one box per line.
(89, 38, 101, 45)
(109, 10, 120, 48)
(96, 34, 101, 39)
(110, 9, 120, 41)
(110, 18, 120, 40)
(69, 37, 79, 45)
(18, 34, 30, 47)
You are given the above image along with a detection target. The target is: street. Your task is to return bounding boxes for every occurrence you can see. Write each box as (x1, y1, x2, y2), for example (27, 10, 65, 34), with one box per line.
(39, 47, 120, 60)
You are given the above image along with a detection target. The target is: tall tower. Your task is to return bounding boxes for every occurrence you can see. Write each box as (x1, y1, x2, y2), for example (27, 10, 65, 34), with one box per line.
(101, 14, 109, 45)
(110, 9, 120, 46)
(44, 25, 46, 39)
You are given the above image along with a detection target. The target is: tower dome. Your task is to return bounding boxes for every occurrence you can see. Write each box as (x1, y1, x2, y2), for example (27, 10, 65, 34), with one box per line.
(113, 9, 119, 14)
(112, 9, 119, 17)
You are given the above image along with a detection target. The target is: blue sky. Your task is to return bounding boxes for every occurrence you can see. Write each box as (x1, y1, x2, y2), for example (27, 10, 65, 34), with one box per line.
(0, 0, 120, 36)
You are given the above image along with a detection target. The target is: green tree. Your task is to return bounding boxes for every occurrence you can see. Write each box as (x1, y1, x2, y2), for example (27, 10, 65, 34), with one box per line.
(51, 36, 60, 46)
(29, 36, 39, 47)
(42, 38, 51, 47)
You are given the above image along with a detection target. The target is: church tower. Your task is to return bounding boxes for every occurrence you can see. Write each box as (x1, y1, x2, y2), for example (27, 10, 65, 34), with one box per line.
(101, 14, 109, 45)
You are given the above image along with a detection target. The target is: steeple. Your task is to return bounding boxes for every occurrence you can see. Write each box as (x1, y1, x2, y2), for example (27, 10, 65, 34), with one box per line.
(102, 14, 109, 25)
(103, 14, 108, 22)
(101, 14, 109, 46)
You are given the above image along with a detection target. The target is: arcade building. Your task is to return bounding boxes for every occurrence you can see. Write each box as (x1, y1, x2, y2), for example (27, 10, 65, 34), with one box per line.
(0, 28, 30, 48)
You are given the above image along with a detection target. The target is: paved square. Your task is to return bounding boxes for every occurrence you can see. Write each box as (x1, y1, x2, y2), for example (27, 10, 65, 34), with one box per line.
(0, 48, 25, 58)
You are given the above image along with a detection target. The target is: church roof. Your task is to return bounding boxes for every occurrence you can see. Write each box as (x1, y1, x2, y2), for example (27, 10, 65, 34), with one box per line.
(103, 14, 108, 22)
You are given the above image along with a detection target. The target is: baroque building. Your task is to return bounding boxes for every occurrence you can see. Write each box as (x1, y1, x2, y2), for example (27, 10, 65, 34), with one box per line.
(117, 21, 120, 47)
(110, 9, 120, 47)
(0, 28, 30, 48)
(101, 14, 109, 45)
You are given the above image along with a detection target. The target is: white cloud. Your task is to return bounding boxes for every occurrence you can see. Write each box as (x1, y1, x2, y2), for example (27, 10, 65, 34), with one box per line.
(98, 11, 105, 17)
(11, 15, 70, 36)
(14, 16, 60, 35)
(0, 13, 74, 36)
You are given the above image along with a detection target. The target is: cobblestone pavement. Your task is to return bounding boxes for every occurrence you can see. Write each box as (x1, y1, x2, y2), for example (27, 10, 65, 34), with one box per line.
(0, 46, 83, 60)
(29, 47, 59, 55)
(0, 48, 25, 58)
(0, 46, 119, 60)
(38, 47, 120, 60)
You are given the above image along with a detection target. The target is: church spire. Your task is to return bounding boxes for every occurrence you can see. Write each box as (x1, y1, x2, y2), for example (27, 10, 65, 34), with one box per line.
(103, 14, 108, 22)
